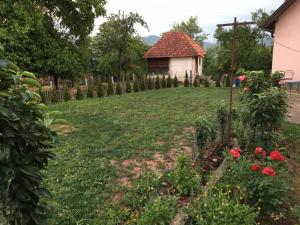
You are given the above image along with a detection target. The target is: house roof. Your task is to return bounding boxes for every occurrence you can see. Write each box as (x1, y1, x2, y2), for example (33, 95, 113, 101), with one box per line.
(262, 0, 296, 32)
(144, 32, 206, 59)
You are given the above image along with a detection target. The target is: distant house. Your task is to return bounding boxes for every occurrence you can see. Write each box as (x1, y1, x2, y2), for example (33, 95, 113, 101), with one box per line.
(144, 32, 206, 81)
(263, 0, 300, 82)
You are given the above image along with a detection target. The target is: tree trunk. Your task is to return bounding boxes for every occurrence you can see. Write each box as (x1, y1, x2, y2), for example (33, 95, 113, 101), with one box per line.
(54, 76, 58, 89)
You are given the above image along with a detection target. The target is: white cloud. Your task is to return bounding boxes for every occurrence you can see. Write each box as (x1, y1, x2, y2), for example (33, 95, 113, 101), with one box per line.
(93, 0, 284, 42)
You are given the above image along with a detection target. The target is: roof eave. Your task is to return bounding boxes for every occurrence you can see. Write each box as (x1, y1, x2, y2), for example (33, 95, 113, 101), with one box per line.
(262, 0, 296, 32)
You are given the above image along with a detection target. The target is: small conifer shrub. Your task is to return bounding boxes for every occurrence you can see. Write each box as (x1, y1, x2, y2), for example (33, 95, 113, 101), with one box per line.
(140, 77, 146, 91)
(63, 86, 71, 101)
(87, 85, 94, 98)
(161, 74, 167, 88)
(51, 89, 59, 103)
(204, 77, 210, 87)
(126, 79, 132, 93)
(193, 76, 199, 87)
(116, 82, 122, 95)
(184, 72, 189, 87)
(97, 82, 104, 97)
(76, 86, 83, 100)
(167, 75, 172, 88)
(133, 78, 140, 92)
(107, 77, 114, 96)
(216, 79, 221, 87)
(173, 75, 179, 87)
(148, 77, 153, 90)
(144, 76, 149, 90)
(155, 75, 161, 89)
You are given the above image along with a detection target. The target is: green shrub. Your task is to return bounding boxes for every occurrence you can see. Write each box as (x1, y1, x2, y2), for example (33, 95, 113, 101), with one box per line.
(184, 72, 189, 87)
(122, 171, 162, 208)
(189, 187, 258, 225)
(193, 75, 199, 87)
(168, 155, 200, 195)
(161, 74, 167, 88)
(216, 78, 221, 87)
(137, 196, 177, 225)
(116, 82, 122, 95)
(166, 75, 172, 88)
(173, 75, 179, 87)
(204, 77, 210, 87)
(148, 77, 153, 90)
(222, 155, 290, 216)
(51, 89, 59, 103)
(195, 117, 216, 165)
(107, 77, 115, 96)
(0, 61, 59, 225)
(134, 78, 140, 92)
(144, 76, 149, 90)
(126, 79, 132, 93)
(86, 85, 94, 98)
(140, 77, 146, 91)
(97, 82, 104, 97)
(76, 86, 83, 100)
(63, 86, 71, 101)
(155, 75, 161, 89)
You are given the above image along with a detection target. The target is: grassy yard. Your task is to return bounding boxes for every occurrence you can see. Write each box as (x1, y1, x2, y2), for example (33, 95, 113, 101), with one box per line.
(42, 87, 300, 224)
(45, 87, 238, 224)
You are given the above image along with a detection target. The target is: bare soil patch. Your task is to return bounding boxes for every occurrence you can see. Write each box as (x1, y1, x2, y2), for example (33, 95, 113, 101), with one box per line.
(52, 124, 78, 135)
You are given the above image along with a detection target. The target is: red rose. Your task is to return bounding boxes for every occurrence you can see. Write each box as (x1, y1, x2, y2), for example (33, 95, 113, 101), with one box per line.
(261, 150, 267, 158)
(262, 167, 276, 176)
(239, 75, 246, 81)
(255, 147, 263, 154)
(234, 147, 241, 153)
(250, 164, 261, 171)
(269, 150, 285, 161)
(229, 149, 241, 158)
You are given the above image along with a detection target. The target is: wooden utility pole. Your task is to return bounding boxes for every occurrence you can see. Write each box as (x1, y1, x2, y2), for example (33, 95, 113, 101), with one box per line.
(217, 18, 255, 147)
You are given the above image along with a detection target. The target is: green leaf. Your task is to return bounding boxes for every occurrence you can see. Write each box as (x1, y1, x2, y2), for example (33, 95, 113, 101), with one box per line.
(22, 71, 37, 80)
(21, 78, 41, 88)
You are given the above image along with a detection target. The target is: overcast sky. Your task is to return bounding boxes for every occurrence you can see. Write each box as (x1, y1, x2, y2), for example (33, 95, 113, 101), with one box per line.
(92, 0, 284, 42)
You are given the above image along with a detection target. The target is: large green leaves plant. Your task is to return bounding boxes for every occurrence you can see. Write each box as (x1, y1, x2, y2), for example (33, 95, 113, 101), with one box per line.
(0, 60, 62, 225)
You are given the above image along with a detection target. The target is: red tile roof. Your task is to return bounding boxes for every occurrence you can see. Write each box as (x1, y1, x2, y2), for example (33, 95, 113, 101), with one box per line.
(144, 32, 206, 58)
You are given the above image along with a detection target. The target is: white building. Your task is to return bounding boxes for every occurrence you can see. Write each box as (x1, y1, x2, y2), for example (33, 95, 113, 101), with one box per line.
(144, 32, 206, 81)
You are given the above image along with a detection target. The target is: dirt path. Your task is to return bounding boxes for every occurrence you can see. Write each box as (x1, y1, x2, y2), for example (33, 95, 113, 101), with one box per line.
(288, 97, 300, 124)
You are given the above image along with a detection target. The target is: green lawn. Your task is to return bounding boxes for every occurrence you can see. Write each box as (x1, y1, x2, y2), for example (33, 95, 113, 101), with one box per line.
(45, 87, 238, 224)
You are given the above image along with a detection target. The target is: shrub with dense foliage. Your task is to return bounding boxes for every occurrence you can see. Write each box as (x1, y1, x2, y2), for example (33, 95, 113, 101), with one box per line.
(0, 60, 60, 225)
(63, 86, 71, 101)
(161, 74, 166, 88)
(126, 79, 132, 93)
(133, 78, 140, 92)
(184, 72, 189, 87)
(97, 82, 104, 97)
(86, 85, 94, 98)
(168, 155, 200, 195)
(147, 77, 153, 90)
(51, 89, 59, 103)
(107, 77, 114, 96)
(137, 196, 177, 225)
(155, 75, 161, 89)
(189, 187, 258, 225)
(166, 75, 172, 88)
(116, 82, 122, 95)
(140, 77, 146, 91)
(76, 86, 83, 100)
(173, 75, 179, 87)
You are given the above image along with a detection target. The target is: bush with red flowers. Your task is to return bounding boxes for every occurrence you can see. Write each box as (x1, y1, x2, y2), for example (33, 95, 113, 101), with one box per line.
(222, 146, 290, 217)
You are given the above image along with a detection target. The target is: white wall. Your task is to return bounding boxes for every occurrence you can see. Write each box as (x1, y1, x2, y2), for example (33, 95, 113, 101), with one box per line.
(169, 57, 203, 82)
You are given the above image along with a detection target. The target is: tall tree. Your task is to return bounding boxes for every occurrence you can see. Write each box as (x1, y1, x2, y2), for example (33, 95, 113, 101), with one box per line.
(213, 9, 272, 74)
(171, 16, 208, 45)
(0, 0, 106, 87)
(90, 12, 148, 81)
